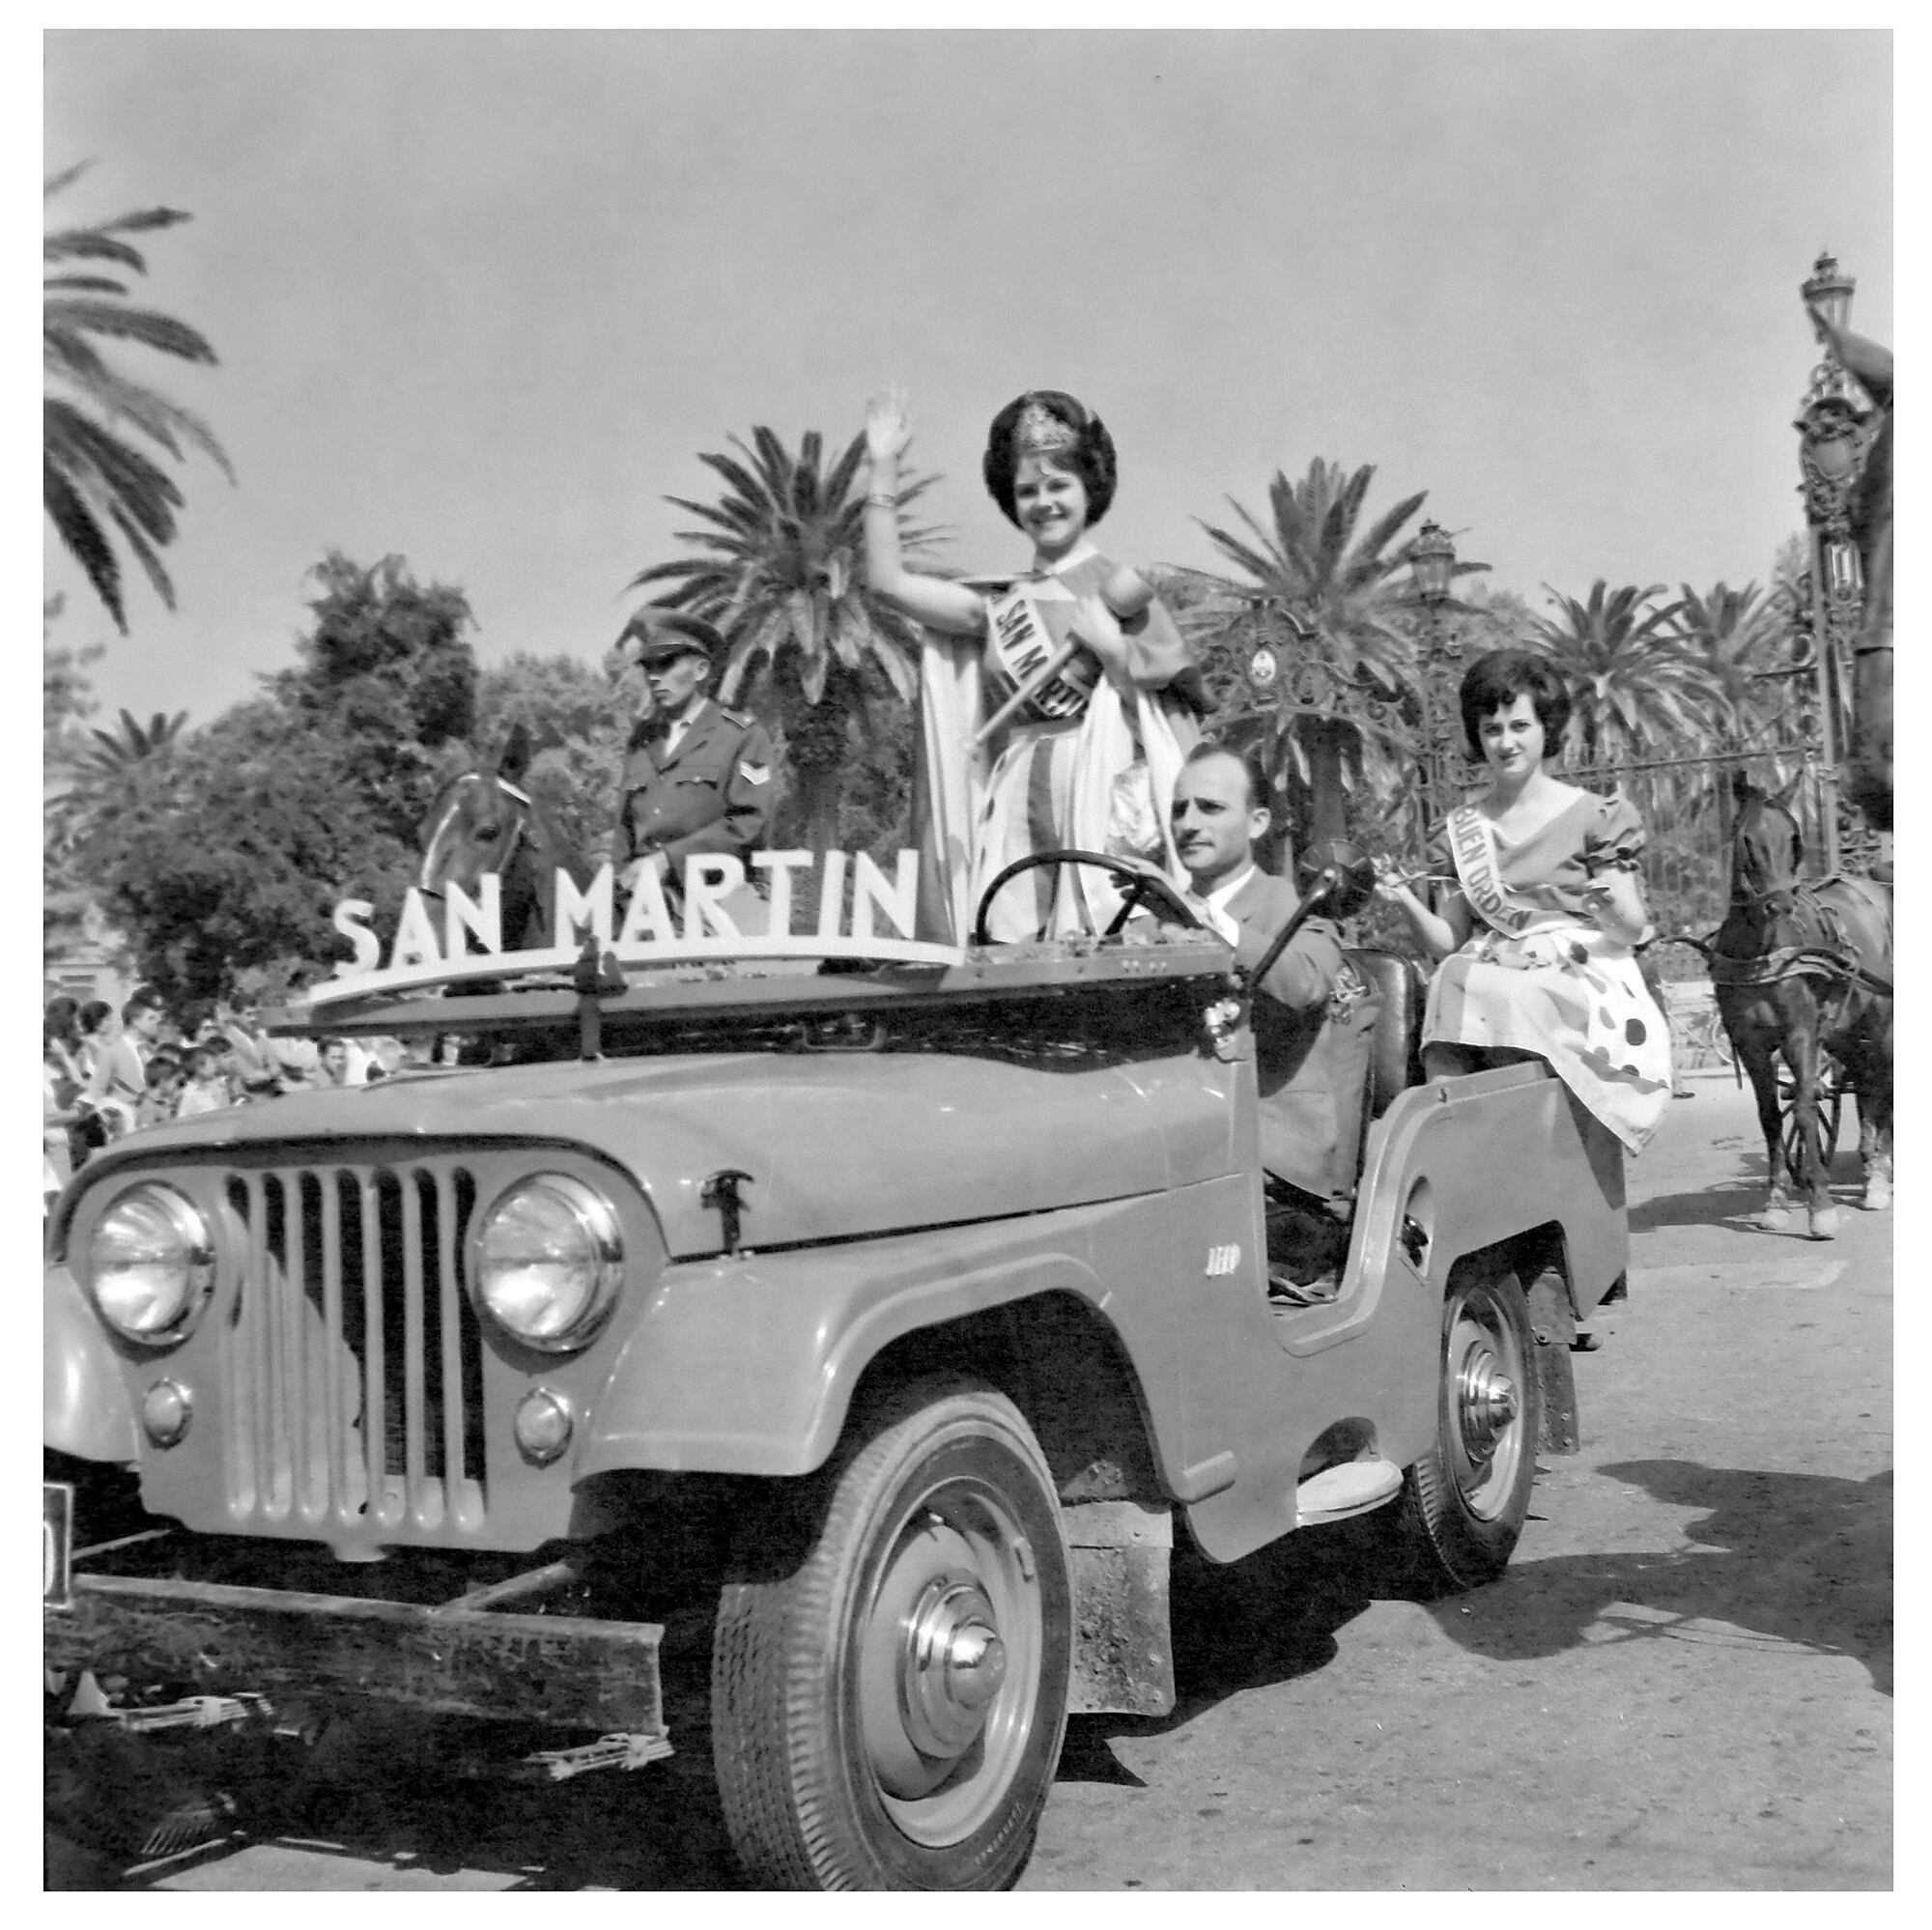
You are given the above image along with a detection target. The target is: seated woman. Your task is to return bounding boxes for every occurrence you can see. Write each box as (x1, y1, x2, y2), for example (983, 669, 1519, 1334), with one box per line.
(1376, 648, 1673, 1154)
(863, 386, 1205, 941)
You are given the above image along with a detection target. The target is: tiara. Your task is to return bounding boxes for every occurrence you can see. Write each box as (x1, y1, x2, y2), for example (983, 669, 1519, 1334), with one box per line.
(1016, 400, 1079, 455)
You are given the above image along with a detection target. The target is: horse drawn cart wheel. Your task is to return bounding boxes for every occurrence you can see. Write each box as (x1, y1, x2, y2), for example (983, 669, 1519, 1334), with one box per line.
(1778, 1054, 1847, 1186)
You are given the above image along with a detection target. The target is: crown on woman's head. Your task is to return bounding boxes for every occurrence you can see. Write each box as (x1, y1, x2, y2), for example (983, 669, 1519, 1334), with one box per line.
(1016, 400, 1080, 455)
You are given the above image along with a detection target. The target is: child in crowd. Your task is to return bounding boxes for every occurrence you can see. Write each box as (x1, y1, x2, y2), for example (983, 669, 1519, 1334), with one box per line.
(134, 1051, 185, 1130)
(175, 1041, 235, 1118)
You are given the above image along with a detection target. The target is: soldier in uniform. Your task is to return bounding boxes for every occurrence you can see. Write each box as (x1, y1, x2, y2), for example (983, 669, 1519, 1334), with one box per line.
(614, 609, 777, 902)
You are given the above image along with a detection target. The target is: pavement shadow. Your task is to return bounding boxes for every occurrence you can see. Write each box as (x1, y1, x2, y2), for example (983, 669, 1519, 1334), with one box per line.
(1628, 1182, 1771, 1234)
(1630, 1153, 1870, 1235)
(71, 1674, 749, 1891)
(1060, 1517, 1381, 1782)
(1421, 1461, 1892, 1697)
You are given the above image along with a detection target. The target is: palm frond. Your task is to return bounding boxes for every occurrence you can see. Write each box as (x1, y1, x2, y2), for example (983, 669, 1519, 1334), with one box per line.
(44, 298, 217, 364)
(43, 230, 148, 272)
(43, 459, 123, 630)
(1344, 491, 1429, 587)
(107, 504, 178, 608)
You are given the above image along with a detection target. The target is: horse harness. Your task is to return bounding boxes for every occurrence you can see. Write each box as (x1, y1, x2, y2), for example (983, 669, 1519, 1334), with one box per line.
(1707, 874, 1893, 1001)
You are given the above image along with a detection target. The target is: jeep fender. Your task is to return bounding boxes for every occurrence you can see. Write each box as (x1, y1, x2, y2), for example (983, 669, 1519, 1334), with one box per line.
(576, 1200, 1161, 1481)
(1359, 1061, 1626, 1313)
(44, 1262, 139, 1466)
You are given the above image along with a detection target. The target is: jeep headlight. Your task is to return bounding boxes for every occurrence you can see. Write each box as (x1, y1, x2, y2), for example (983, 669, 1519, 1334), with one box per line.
(88, 1183, 215, 1345)
(472, 1175, 622, 1351)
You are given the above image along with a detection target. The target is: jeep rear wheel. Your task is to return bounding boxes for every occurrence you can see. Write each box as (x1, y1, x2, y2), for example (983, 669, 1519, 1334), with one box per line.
(1392, 1264, 1542, 1592)
(710, 1381, 1071, 1890)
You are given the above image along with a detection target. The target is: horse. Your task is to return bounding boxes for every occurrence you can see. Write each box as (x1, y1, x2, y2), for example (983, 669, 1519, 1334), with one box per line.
(1711, 775, 1891, 1239)
(418, 725, 595, 954)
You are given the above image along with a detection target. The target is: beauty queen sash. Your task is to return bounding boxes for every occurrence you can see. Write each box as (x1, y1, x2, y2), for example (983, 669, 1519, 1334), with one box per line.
(983, 579, 1094, 727)
(1445, 804, 1549, 939)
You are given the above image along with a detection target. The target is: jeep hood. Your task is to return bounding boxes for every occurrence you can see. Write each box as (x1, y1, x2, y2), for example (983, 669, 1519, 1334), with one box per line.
(69, 1049, 1236, 1257)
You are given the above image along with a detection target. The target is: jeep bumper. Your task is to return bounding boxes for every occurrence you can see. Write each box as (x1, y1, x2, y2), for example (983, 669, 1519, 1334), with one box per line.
(45, 1572, 667, 1739)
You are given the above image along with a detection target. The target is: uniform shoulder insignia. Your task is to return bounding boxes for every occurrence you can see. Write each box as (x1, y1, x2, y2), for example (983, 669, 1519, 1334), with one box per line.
(718, 705, 754, 729)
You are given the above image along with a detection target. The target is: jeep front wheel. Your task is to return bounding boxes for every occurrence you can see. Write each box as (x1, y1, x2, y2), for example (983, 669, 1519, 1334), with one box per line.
(1392, 1264, 1542, 1592)
(710, 1381, 1071, 1890)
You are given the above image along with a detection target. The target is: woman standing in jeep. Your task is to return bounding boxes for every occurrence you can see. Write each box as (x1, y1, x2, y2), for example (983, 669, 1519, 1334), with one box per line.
(862, 386, 1205, 941)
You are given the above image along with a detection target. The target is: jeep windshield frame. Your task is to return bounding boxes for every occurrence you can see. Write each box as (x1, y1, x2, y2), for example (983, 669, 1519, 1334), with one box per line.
(266, 936, 1236, 1042)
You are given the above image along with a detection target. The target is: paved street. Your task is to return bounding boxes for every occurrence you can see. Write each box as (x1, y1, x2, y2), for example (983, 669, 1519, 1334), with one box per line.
(50, 1067, 1891, 1891)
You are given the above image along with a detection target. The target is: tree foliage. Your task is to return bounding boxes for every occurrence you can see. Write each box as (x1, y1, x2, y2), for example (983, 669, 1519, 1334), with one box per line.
(1525, 580, 1723, 765)
(43, 596, 108, 955)
(1179, 459, 1485, 849)
(73, 553, 479, 1012)
(473, 650, 633, 864)
(628, 427, 941, 850)
(43, 164, 232, 632)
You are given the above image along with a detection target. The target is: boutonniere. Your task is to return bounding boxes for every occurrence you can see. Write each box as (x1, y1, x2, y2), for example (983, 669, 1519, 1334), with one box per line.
(1204, 994, 1244, 1061)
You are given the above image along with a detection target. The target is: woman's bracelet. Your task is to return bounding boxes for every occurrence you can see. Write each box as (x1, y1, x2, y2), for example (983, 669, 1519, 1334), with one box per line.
(864, 492, 896, 509)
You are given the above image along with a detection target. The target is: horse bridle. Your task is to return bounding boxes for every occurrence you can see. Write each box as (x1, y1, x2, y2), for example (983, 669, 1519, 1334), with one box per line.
(1729, 796, 1804, 907)
(420, 771, 533, 898)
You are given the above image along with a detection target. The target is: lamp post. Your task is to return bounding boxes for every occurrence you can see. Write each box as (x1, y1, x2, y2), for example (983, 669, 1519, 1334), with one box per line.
(1794, 249, 1869, 873)
(1408, 520, 1459, 831)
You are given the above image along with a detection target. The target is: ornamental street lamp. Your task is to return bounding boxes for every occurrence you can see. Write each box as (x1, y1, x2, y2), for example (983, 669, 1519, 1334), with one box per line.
(1801, 249, 1855, 335)
(1408, 520, 1460, 830)
(1794, 249, 1871, 873)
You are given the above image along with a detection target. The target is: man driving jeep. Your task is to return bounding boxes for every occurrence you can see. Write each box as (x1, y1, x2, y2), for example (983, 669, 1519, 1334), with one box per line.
(1167, 743, 1381, 1306)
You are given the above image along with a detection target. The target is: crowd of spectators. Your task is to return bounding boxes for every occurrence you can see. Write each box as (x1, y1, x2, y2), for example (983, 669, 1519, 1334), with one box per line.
(42, 984, 432, 1213)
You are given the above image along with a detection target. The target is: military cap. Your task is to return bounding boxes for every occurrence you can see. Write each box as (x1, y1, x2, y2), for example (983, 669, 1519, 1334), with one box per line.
(619, 607, 726, 666)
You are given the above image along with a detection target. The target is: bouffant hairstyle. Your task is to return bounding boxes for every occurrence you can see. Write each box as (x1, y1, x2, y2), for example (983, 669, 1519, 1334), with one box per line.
(981, 390, 1119, 529)
(1458, 649, 1573, 762)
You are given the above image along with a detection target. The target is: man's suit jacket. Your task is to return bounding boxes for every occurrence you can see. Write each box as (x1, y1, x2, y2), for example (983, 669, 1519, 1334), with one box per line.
(1221, 869, 1380, 1206)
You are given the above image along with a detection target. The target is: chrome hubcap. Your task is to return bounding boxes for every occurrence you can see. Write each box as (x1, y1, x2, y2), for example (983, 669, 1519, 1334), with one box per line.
(855, 1474, 1043, 1847)
(1443, 1288, 1525, 1521)
(901, 1575, 1008, 1757)
(1456, 1348, 1520, 1461)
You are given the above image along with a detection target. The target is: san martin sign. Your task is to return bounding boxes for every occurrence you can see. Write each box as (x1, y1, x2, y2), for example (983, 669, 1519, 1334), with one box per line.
(305, 848, 960, 1009)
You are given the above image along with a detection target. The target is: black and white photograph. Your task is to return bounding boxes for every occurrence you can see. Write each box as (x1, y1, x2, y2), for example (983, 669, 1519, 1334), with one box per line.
(41, 21, 1892, 1892)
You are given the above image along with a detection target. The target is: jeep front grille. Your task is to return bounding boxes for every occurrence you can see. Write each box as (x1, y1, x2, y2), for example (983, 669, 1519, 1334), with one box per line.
(219, 1161, 488, 1537)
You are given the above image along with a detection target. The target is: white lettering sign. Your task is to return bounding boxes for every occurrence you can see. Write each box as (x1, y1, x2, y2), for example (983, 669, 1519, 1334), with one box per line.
(390, 889, 442, 970)
(331, 899, 382, 976)
(615, 864, 675, 945)
(443, 875, 502, 959)
(554, 864, 613, 950)
(683, 854, 746, 938)
(316, 850, 956, 1009)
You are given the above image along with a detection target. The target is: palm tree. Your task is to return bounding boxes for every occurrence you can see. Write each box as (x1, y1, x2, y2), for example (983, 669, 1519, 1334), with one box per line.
(48, 706, 192, 867)
(44, 163, 232, 633)
(79, 707, 190, 780)
(1671, 581, 1794, 743)
(1527, 581, 1723, 765)
(627, 427, 940, 850)
(1180, 459, 1484, 850)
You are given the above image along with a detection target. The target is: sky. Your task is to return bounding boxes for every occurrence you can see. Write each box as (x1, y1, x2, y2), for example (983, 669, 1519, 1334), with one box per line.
(42, 27, 1893, 731)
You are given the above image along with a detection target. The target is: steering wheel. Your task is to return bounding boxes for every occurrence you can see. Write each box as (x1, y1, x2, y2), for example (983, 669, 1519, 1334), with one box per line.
(971, 847, 1206, 947)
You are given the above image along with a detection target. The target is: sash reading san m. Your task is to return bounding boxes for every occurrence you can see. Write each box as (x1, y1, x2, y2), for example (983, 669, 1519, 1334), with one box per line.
(985, 582, 1090, 726)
